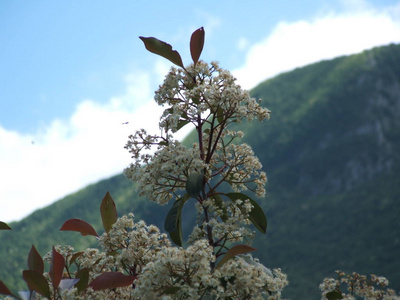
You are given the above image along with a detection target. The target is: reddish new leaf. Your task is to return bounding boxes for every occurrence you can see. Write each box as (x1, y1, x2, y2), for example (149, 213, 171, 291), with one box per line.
(28, 245, 44, 274)
(22, 270, 51, 299)
(100, 192, 117, 234)
(0, 221, 11, 230)
(0, 280, 14, 296)
(60, 219, 98, 237)
(216, 245, 256, 270)
(190, 27, 205, 65)
(88, 272, 135, 291)
(139, 36, 184, 68)
(50, 246, 65, 290)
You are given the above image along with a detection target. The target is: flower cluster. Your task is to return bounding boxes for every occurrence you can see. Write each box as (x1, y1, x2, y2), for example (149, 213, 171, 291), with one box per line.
(36, 214, 287, 300)
(133, 247, 288, 300)
(187, 197, 255, 245)
(320, 270, 400, 300)
(131, 239, 216, 299)
(40, 214, 170, 299)
(122, 55, 280, 298)
(154, 61, 270, 132)
(125, 139, 207, 205)
(210, 141, 267, 198)
(215, 258, 288, 299)
(124, 61, 269, 207)
(98, 214, 171, 274)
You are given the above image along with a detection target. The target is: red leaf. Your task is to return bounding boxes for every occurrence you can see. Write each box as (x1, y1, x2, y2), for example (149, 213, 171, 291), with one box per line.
(60, 219, 98, 237)
(22, 270, 51, 299)
(139, 36, 184, 68)
(28, 245, 44, 274)
(50, 246, 65, 290)
(89, 272, 135, 291)
(0, 280, 14, 296)
(190, 27, 205, 65)
(0, 221, 11, 230)
(216, 245, 256, 269)
(100, 192, 117, 234)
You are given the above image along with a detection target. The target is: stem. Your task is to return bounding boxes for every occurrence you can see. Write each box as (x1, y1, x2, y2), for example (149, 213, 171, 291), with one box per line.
(201, 187, 215, 270)
(197, 115, 205, 161)
(207, 116, 227, 165)
(205, 112, 217, 164)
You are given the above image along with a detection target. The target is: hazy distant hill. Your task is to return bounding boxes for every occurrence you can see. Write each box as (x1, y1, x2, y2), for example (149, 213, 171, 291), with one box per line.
(1, 43, 399, 299)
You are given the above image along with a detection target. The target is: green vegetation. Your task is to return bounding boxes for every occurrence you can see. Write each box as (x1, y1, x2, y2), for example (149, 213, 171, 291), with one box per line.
(1, 43, 400, 299)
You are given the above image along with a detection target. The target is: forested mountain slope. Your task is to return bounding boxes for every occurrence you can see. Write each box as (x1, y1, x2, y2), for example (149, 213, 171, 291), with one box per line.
(245, 43, 400, 297)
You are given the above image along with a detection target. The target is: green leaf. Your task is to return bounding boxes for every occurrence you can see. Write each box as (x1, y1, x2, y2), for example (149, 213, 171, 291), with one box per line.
(28, 245, 44, 274)
(88, 272, 135, 291)
(164, 198, 182, 233)
(75, 268, 89, 293)
(215, 244, 256, 270)
(139, 36, 184, 68)
(162, 286, 181, 295)
(60, 219, 98, 237)
(0, 222, 11, 230)
(169, 223, 183, 247)
(177, 119, 190, 131)
(22, 270, 51, 299)
(100, 191, 118, 234)
(225, 193, 267, 233)
(211, 194, 229, 222)
(69, 251, 84, 265)
(215, 107, 224, 125)
(190, 27, 205, 65)
(326, 290, 344, 300)
(164, 194, 189, 246)
(49, 246, 65, 290)
(186, 171, 204, 198)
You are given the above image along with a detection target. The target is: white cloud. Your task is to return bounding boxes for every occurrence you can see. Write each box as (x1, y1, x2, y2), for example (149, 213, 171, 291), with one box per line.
(234, 3, 400, 89)
(0, 62, 193, 223)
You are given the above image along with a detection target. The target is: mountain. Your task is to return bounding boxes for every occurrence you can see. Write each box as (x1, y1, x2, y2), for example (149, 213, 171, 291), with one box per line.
(243, 43, 400, 297)
(1, 43, 400, 299)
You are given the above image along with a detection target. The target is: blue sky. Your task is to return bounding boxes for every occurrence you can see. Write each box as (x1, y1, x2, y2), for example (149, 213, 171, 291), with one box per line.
(1, 0, 400, 222)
